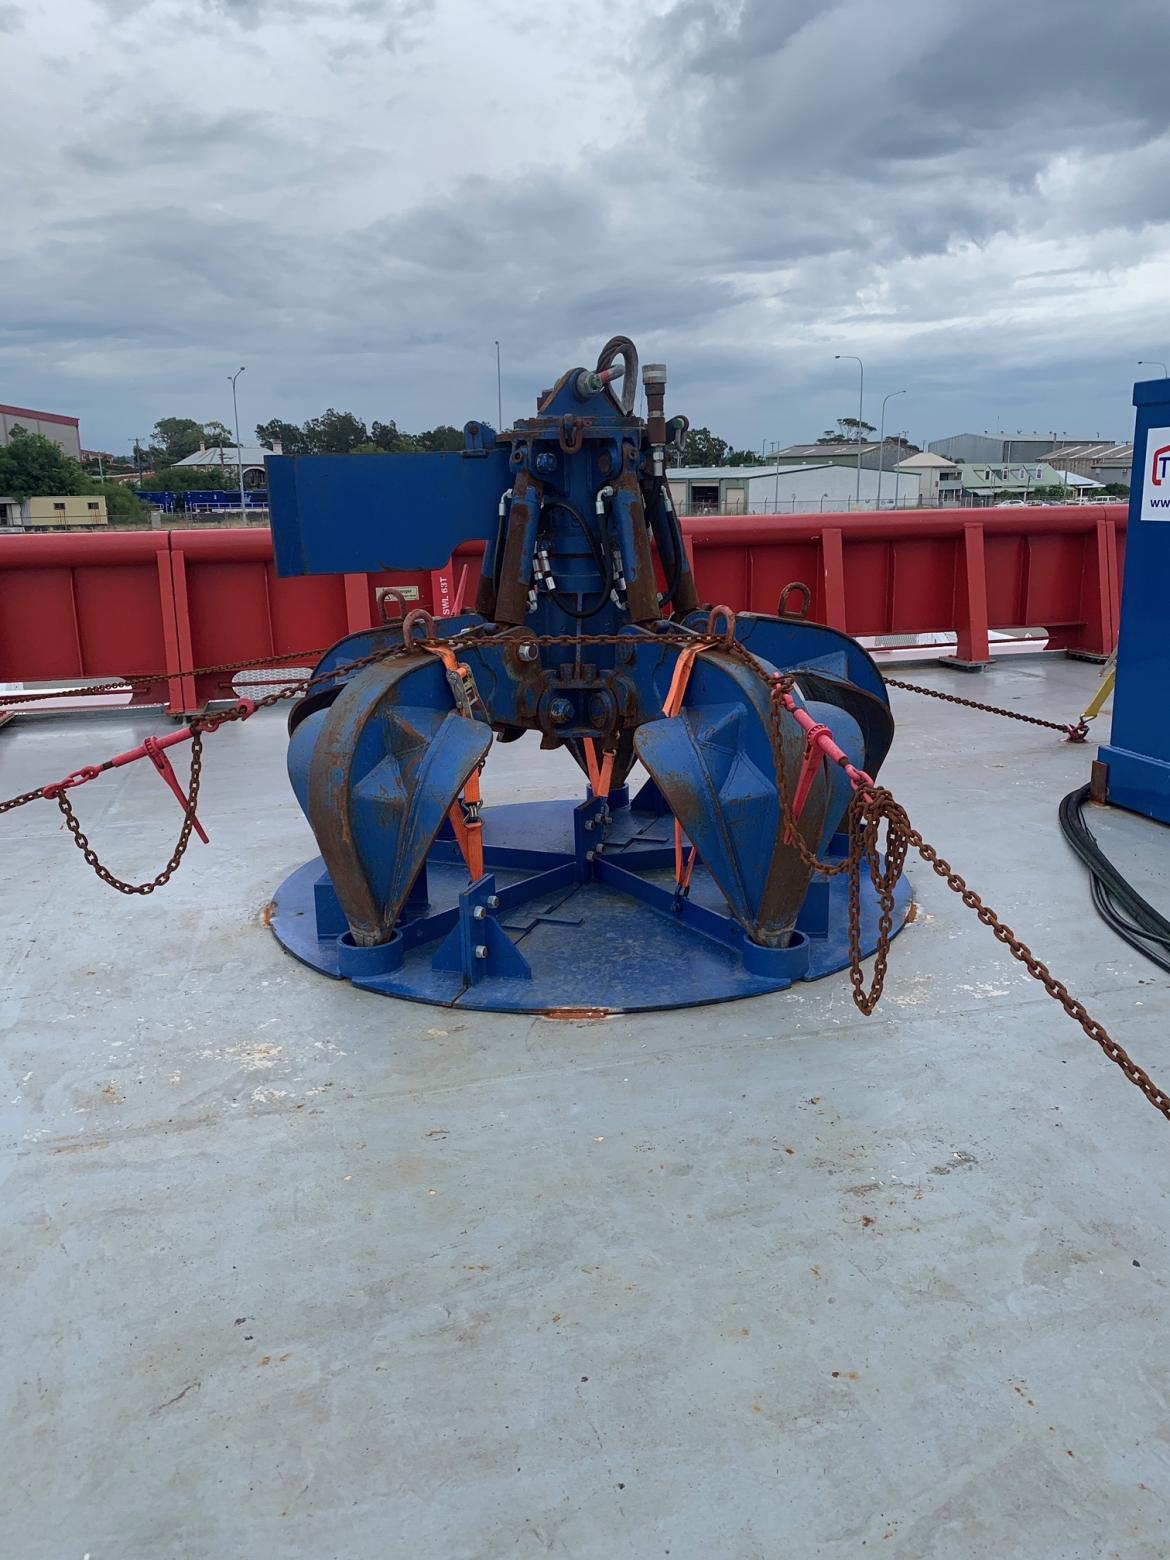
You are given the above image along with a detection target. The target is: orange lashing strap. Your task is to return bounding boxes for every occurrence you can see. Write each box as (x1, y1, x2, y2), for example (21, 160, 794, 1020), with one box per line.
(673, 819, 697, 896)
(418, 639, 485, 878)
(661, 642, 707, 719)
(662, 642, 711, 897)
(421, 639, 478, 718)
(446, 765, 484, 881)
(583, 739, 616, 801)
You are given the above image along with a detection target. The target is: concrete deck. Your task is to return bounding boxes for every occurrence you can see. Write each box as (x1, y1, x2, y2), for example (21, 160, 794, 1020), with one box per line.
(2, 654, 1169, 1560)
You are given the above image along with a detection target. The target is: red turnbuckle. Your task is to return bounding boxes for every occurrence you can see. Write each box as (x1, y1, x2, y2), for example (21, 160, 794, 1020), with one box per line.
(778, 685, 875, 799)
(785, 722, 831, 841)
(38, 699, 257, 835)
(142, 737, 209, 843)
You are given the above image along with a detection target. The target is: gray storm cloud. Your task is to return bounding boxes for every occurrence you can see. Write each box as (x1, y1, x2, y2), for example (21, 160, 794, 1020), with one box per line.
(1, 0, 1165, 451)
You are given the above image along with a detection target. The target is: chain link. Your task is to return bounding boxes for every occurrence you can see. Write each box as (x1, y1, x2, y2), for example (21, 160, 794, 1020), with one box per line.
(54, 732, 205, 894)
(765, 670, 1169, 1120)
(4, 620, 1167, 1119)
(883, 675, 1089, 741)
(0, 786, 46, 815)
(0, 646, 330, 707)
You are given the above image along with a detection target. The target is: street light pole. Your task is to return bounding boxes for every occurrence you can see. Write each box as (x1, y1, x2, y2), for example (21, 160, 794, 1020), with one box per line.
(495, 341, 503, 429)
(876, 389, 905, 509)
(229, 367, 247, 520)
(892, 433, 909, 508)
(1138, 359, 1169, 378)
(835, 354, 864, 503)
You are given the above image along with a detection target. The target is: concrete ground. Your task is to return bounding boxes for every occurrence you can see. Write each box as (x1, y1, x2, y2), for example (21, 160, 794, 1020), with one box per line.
(2, 653, 1169, 1560)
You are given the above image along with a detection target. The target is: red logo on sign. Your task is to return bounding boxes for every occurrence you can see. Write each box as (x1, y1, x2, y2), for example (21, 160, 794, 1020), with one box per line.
(1151, 443, 1170, 486)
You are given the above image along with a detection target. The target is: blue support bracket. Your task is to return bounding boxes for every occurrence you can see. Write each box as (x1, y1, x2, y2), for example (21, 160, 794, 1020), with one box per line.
(432, 873, 533, 984)
(573, 795, 611, 877)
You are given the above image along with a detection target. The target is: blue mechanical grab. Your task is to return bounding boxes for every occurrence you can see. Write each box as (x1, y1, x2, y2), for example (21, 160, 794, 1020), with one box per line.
(267, 336, 910, 1011)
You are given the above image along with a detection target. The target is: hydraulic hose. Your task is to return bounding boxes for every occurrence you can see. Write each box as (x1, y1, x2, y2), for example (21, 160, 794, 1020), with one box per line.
(1058, 783, 1170, 974)
(541, 498, 614, 620)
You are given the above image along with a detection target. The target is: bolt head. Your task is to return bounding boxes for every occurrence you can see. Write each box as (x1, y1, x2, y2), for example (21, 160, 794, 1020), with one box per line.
(486, 895, 500, 910)
(472, 904, 486, 919)
(474, 944, 489, 959)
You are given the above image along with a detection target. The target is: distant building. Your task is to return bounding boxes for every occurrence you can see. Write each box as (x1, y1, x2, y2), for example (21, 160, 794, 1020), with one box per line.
(928, 432, 1105, 465)
(892, 451, 960, 506)
(171, 444, 270, 487)
(0, 494, 107, 528)
(1043, 441, 1134, 487)
(1, 403, 82, 460)
(769, 442, 889, 471)
(940, 461, 1064, 504)
(667, 463, 921, 515)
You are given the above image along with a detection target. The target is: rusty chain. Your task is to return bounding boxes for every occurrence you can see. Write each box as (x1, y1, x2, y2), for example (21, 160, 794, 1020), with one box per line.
(883, 674, 1089, 741)
(3, 620, 1166, 1120)
(764, 670, 1170, 1120)
(0, 645, 331, 707)
(0, 785, 46, 815)
(54, 732, 205, 894)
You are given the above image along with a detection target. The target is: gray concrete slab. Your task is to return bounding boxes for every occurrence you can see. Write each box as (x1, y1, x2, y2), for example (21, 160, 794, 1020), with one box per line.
(2, 655, 1170, 1560)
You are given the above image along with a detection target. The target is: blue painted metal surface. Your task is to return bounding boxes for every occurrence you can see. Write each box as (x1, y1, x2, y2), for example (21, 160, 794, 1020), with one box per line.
(1098, 378, 1170, 825)
(268, 336, 908, 1011)
(270, 798, 911, 1013)
(266, 445, 506, 575)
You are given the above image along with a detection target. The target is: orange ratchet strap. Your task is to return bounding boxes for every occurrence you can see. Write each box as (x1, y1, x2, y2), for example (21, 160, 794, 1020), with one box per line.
(661, 642, 712, 898)
(583, 740, 616, 801)
(419, 637, 484, 879)
(446, 766, 484, 881)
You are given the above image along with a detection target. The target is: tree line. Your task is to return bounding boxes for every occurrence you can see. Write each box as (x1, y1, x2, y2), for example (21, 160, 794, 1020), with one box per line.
(0, 426, 146, 518)
(0, 406, 923, 524)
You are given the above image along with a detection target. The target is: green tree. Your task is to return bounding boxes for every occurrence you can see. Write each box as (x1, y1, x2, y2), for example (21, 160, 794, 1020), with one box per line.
(148, 418, 204, 464)
(416, 425, 465, 453)
(256, 418, 311, 455)
(303, 408, 369, 454)
(0, 428, 83, 500)
(135, 466, 242, 508)
(147, 418, 235, 465)
(817, 419, 878, 444)
(679, 426, 731, 466)
(80, 478, 147, 521)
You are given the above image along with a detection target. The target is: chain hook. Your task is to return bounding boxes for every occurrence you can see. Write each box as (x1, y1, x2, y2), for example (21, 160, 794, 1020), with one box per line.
(402, 608, 438, 649)
(777, 581, 812, 620)
(704, 604, 737, 647)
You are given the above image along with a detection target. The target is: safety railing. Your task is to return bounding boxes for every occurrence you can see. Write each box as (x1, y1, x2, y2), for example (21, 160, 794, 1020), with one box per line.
(0, 504, 1125, 713)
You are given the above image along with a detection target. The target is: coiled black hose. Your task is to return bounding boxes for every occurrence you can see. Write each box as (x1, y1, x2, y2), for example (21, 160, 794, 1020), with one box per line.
(1058, 783, 1170, 974)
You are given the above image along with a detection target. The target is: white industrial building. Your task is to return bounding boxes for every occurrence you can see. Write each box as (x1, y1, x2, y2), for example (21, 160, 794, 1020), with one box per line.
(171, 444, 271, 486)
(667, 462, 921, 515)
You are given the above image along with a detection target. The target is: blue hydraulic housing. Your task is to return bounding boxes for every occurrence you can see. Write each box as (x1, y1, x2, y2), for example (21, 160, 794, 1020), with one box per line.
(266, 336, 910, 1012)
(1098, 378, 1170, 825)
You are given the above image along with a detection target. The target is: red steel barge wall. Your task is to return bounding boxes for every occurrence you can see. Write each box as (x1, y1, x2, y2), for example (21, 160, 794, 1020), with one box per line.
(0, 505, 1125, 714)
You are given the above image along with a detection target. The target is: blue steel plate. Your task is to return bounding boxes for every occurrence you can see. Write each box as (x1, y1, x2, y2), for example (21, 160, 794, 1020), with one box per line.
(268, 798, 912, 1013)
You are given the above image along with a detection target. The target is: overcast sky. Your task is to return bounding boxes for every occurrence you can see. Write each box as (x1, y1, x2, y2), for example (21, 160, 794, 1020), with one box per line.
(2, 0, 1168, 456)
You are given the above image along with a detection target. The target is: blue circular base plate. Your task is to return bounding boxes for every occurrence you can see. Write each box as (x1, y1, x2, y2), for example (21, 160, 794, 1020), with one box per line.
(268, 798, 913, 1014)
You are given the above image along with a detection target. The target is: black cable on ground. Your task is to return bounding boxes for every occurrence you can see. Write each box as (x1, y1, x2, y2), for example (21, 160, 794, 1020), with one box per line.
(1059, 783, 1170, 975)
